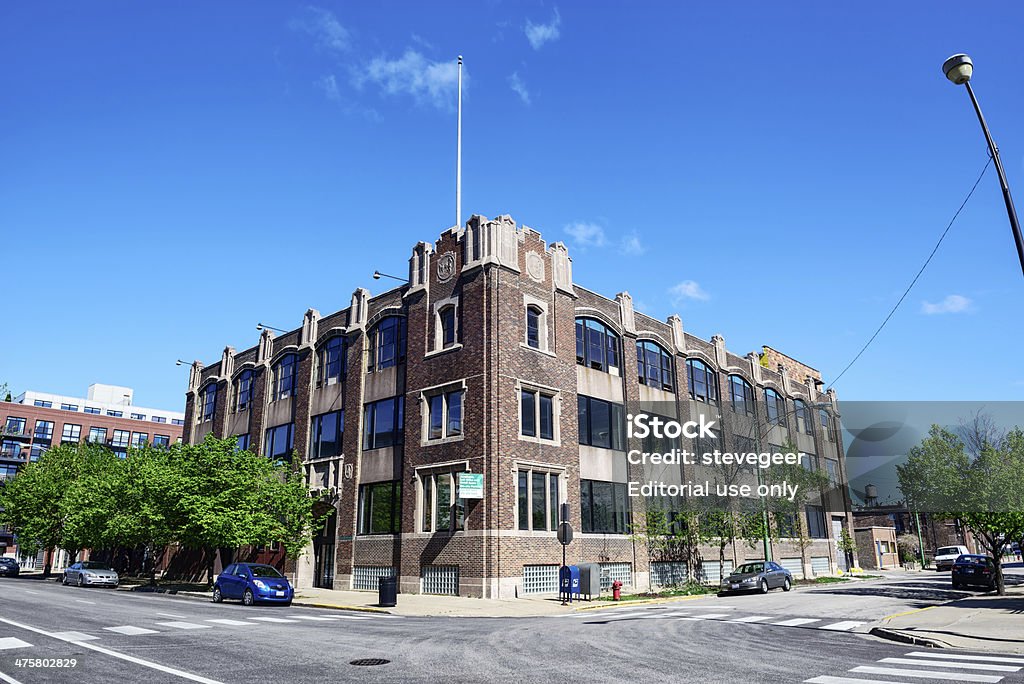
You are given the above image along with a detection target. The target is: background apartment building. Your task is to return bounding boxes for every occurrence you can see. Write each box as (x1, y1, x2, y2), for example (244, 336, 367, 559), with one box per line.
(183, 215, 854, 598)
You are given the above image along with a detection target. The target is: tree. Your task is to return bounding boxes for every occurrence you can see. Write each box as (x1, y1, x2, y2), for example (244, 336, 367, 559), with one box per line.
(765, 440, 832, 576)
(897, 424, 1024, 595)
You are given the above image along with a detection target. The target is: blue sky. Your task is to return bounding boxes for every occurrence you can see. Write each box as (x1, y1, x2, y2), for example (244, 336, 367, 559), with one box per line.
(3, 2, 1023, 412)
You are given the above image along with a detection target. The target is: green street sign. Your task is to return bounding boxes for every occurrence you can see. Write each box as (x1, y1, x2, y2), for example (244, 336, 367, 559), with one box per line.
(458, 472, 484, 499)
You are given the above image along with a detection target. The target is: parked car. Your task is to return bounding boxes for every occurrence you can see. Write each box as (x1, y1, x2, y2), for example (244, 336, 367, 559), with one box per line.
(721, 561, 793, 594)
(951, 555, 997, 590)
(213, 563, 294, 606)
(0, 558, 20, 577)
(934, 545, 970, 571)
(62, 561, 119, 587)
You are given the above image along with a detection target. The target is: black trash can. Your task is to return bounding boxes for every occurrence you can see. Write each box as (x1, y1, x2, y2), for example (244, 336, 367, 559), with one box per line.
(378, 575, 397, 607)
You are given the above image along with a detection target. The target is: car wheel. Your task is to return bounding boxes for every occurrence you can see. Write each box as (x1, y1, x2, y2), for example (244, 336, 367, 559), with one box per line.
(77, 575, 85, 588)
(212, 586, 223, 603)
(759, 579, 769, 594)
(783, 577, 792, 592)
(242, 589, 255, 606)
(283, 600, 292, 607)
(952, 580, 960, 589)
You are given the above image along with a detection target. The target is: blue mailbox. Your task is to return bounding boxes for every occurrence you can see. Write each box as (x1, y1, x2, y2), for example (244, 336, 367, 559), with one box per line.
(559, 565, 580, 603)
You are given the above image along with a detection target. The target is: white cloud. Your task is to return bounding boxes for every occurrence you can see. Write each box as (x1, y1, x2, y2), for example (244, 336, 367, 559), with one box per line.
(508, 72, 530, 105)
(564, 221, 606, 249)
(621, 231, 645, 255)
(921, 294, 972, 315)
(291, 6, 351, 53)
(525, 8, 561, 50)
(316, 74, 340, 102)
(352, 50, 460, 110)
(669, 280, 710, 305)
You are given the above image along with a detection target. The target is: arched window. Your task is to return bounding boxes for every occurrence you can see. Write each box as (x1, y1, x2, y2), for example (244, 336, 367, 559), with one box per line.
(272, 354, 297, 401)
(317, 336, 347, 387)
(201, 383, 217, 422)
(728, 375, 755, 416)
(439, 305, 457, 349)
(575, 317, 620, 374)
(764, 388, 786, 426)
(234, 370, 253, 412)
(369, 316, 406, 372)
(637, 340, 674, 392)
(794, 399, 811, 435)
(686, 358, 718, 404)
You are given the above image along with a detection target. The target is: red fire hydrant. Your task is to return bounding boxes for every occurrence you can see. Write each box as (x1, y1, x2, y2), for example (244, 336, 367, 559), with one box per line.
(612, 580, 622, 601)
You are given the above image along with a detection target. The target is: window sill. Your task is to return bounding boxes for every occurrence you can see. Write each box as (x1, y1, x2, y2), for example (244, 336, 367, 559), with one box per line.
(421, 435, 465, 447)
(518, 435, 560, 447)
(424, 343, 463, 359)
(520, 342, 556, 358)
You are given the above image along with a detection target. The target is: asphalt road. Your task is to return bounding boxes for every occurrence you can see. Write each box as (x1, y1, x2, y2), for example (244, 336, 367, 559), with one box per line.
(1, 570, 1023, 684)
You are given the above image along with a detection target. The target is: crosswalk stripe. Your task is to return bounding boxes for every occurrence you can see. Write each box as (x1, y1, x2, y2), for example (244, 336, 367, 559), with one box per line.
(730, 615, 771, 623)
(819, 621, 865, 631)
(249, 617, 298, 623)
(290, 616, 337, 621)
(205, 619, 259, 626)
(686, 613, 729, 619)
(774, 618, 821, 627)
(104, 626, 159, 636)
(329, 615, 370, 620)
(850, 665, 1002, 682)
(0, 637, 32, 650)
(155, 621, 211, 630)
(806, 677, 906, 684)
(48, 631, 98, 641)
(878, 657, 1018, 673)
(906, 652, 1024, 666)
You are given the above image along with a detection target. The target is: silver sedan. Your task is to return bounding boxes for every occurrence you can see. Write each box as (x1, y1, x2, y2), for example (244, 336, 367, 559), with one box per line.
(62, 561, 119, 588)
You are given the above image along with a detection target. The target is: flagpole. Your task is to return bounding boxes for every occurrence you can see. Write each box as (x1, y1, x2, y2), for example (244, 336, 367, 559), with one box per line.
(456, 55, 462, 229)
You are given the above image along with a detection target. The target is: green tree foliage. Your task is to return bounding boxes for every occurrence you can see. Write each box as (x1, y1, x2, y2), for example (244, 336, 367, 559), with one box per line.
(897, 424, 1024, 595)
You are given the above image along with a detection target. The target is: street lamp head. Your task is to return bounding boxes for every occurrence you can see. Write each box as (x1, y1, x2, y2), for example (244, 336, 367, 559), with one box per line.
(372, 271, 382, 280)
(175, 359, 186, 366)
(942, 53, 973, 85)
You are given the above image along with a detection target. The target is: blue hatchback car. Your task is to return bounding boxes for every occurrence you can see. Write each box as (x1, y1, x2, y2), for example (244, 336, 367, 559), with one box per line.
(213, 563, 294, 606)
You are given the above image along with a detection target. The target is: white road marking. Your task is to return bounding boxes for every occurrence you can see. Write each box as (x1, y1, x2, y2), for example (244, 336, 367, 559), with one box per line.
(806, 677, 907, 684)
(0, 670, 25, 684)
(0, 616, 224, 684)
(819, 620, 865, 631)
(637, 611, 690, 619)
(0, 638, 32, 650)
(290, 616, 337, 621)
(774, 618, 821, 627)
(156, 621, 211, 630)
(23, 590, 40, 595)
(104, 626, 160, 636)
(906, 652, 1024, 665)
(75, 600, 96, 605)
(328, 615, 370, 620)
(48, 631, 99, 641)
(157, 613, 188, 618)
(850, 665, 1001, 682)
(205, 619, 258, 626)
(249, 617, 298, 623)
(878, 657, 1018, 673)
(685, 613, 729, 619)
(730, 615, 771, 623)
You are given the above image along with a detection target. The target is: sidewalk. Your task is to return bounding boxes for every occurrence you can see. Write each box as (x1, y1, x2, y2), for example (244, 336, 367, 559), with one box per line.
(872, 583, 1024, 653)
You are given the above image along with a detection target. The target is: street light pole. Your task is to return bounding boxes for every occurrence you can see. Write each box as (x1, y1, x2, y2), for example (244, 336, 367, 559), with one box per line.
(943, 54, 1024, 277)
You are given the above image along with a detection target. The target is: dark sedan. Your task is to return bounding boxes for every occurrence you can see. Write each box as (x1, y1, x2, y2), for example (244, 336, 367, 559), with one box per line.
(0, 558, 20, 577)
(951, 554, 996, 591)
(721, 561, 793, 594)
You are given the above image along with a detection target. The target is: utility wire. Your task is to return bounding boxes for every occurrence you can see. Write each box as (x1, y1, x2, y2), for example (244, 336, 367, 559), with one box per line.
(827, 156, 993, 391)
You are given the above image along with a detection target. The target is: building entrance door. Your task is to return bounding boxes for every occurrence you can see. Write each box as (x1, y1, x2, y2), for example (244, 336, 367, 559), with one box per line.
(313, 509, 337, 589)
(832, 517, 848, 571)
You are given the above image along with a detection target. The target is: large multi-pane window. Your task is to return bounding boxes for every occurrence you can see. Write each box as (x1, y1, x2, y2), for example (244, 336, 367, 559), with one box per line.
(33, 400, 52, 408)
(310, 410, 344, 459)
(153, 435, 171, 448)
(439, 305, 457, 349)
(131, 413, 146, 420)
(29, 444, 47, 461)
(234, 370, 253, 412)
(235, 433, 251, 451)
(729, 375, 755, 416)
(517, 469, 560, 532)
(764, 388, 786, 426)
(108, 410, 123, 418)
(131, 432, 148, 448)
(824, 459, 838, 486)
(637, 340, 674, 392)
(426, 390, 463, 441)
(88, 427, 107, 444)
(264, 423, 294, 462)
(1, 441, 21, 459)
(794, 399, 811, 435)
(201, 383, 217, 422)
(526, 306, 542, 349)
(820, 409, 835, 441)
(358, 480, 401, 535)
(111, 430, 130, 449)
(363, 397, 404, 449)
(151, 416, 166, 424)
(580, 479, 629, 534)
(420, 472, 464, 533)
(317, 337, 347, 387)
(33, 420, 54, 442)
(61, 404, 78, 412)
(369, 316, 407, 372)
(84, 407, 100, 415)
(172, 418, 185, 426)
(687, 358, 719, 404)
(4, 417, 26, 435)
(520, 388, 555, 441)
(272, 355, 297, 402)
(61, 424, 81, 443)
(577, 396, 625, 450)
(806, 505, 828, 538)
(576, 318, 620, 374)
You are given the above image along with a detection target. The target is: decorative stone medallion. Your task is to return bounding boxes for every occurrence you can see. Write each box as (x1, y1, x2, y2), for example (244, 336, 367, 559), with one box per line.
(437, 252, 456, 283)
(526, 251, 545, 282)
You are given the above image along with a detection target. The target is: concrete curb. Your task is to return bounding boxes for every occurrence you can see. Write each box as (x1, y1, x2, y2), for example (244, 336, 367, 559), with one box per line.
(869, 627, 946, 649)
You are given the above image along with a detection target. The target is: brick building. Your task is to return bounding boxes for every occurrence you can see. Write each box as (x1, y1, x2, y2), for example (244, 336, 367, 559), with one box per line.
(182, 215, 855, 598)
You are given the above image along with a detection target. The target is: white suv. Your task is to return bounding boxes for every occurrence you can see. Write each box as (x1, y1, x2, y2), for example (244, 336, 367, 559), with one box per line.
(934, 545, 970, 571)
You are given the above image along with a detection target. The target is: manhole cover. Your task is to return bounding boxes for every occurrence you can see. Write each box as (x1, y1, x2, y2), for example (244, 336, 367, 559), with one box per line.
(349, 659, 391, 667)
